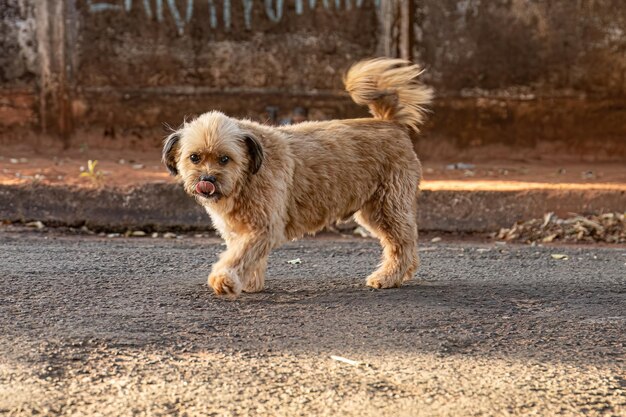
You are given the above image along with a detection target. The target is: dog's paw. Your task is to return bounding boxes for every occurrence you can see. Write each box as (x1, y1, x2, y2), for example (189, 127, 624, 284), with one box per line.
(208, 270, 242, 298)
(366, 273, 403, 289)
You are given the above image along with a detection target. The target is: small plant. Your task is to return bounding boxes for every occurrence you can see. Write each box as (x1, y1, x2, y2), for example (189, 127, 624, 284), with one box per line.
(79, 160, 103, 183)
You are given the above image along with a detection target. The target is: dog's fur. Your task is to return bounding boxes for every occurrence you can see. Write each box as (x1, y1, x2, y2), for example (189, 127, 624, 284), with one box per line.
(162, 58, 433, 297)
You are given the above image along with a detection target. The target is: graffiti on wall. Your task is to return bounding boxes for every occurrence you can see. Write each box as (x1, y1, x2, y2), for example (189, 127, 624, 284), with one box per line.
(86, 0, 381, 33)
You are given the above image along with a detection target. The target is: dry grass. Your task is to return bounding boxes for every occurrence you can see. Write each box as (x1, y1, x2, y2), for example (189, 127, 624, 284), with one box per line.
(495, 212, 626, 244)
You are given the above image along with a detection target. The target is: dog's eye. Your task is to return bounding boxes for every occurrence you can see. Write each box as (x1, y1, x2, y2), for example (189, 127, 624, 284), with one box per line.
(190, 154, 201, 164)
(219, 155, 230, 165)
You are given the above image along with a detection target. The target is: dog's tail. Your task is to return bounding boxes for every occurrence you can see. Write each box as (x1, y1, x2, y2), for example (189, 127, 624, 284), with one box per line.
(344, 58, 433, 132)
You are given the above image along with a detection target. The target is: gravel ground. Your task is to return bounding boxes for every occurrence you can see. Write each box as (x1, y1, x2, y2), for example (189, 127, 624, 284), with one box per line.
(0, 233, 625, 416)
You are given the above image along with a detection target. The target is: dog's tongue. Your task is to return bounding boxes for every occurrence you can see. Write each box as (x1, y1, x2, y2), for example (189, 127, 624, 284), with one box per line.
(195, 181, 216, 195)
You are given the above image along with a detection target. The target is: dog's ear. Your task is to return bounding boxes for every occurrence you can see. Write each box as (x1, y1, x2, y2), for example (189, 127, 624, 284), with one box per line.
(162, 131, 181, 176)
(244, 134, 263, 175)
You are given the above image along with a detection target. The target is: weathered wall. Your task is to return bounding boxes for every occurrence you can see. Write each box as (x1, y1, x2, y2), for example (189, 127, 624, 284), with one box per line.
(68, 0, 380, 136)
(417, 0, 625, 95)
(1, 0, 625, 157)
(0, 0, 37, 128)
(414, 0, 626, 156)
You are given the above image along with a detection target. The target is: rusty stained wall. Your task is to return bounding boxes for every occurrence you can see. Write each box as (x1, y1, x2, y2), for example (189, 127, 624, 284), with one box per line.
(72, 0, 380, 132)
(413, 0, 626, 156)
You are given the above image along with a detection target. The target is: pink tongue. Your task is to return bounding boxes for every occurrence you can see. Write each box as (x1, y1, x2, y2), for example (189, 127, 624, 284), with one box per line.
(195, 181, 216, 195)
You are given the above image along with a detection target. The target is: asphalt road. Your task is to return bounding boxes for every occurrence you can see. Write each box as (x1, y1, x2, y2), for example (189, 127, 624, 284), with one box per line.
(1, 232, 625, 416)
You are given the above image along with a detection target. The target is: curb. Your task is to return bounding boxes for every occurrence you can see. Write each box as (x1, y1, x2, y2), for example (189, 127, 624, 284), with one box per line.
(0, 183, 208, 231)
(419, 188, 625, 231)
(1, 183, 624, 232)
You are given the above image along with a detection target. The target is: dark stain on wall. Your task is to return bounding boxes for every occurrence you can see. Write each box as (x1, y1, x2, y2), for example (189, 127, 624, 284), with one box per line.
(0, 0, 37, 86)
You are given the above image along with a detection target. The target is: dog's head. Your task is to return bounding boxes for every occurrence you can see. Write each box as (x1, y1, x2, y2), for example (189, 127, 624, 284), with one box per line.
(162, 111, 263, 204)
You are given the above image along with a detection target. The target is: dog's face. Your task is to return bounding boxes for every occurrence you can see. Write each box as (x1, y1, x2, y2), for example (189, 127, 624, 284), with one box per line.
(162, 112, 263, 204)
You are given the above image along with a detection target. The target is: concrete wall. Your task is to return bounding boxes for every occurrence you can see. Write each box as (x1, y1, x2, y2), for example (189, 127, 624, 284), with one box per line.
(72, 0, 379, 132)
(414, 0, 626, 157)
(1, 0, 625, 158)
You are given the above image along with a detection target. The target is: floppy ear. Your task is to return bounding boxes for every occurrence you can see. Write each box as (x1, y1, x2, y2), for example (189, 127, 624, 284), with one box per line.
(162, 131, 181, 176)
(244, 134, 263, 175)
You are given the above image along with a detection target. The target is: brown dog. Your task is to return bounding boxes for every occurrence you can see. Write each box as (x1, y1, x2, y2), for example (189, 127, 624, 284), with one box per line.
(162, 58, 433, 297)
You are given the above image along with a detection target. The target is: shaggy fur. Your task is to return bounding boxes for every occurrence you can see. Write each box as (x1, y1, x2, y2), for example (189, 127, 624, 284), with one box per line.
(162, 58, 433, 298)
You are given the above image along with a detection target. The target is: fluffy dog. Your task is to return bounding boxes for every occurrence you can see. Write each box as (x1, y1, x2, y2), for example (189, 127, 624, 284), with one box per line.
(162, 58, 433, 297)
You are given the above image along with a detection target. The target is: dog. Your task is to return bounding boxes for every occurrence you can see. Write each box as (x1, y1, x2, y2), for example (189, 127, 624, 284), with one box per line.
(162, 58, 433, 298)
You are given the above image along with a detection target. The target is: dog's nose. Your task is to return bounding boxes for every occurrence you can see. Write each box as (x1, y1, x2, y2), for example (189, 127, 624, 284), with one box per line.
(200, 175, 217, 183)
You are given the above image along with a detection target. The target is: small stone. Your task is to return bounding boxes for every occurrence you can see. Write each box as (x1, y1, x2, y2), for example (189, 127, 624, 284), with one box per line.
(542, 234, 558, 243)
(80, 226, 95, 235)
(163, 232, 177, 239)
(132, 164, 144, 170)
(9, 158, 19, 164)
(431, 237, 442, 243)
(446, 162, 475, 170)
(151, 232, 159, 238)
(131, 231, 146, 237)
(330, 355, 361, 366)
(107, 233, 120, 238)
(25, 221, 45, 229)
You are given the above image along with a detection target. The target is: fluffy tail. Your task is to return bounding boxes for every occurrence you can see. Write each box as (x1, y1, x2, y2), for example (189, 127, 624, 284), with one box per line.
(344, 58, 433, 132)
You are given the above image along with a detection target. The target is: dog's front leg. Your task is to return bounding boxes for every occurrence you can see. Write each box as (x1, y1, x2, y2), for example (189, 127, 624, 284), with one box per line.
(208, 234, 272, 298)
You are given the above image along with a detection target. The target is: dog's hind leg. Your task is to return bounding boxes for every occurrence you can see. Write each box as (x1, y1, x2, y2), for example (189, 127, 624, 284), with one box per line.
(354, 179, 419, 289)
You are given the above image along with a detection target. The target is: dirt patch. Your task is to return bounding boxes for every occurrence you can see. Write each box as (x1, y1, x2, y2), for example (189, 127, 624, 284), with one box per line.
(1, 140, 625, 189)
